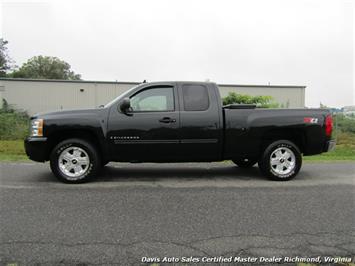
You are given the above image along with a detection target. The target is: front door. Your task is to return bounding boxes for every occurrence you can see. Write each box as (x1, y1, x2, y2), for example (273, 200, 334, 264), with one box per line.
(107, 84, 180, 161)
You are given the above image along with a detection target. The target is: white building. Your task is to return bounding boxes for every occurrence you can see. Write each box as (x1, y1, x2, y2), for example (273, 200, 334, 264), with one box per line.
(0, 78, 306, 115)
(343, 106, 355, 117)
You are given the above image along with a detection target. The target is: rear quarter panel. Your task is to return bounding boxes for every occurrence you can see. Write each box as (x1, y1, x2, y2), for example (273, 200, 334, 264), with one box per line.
(224, 108, 330, 159)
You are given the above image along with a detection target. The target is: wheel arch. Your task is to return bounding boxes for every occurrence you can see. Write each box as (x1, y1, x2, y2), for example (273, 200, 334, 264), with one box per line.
(260, 128, 305, 154)
(46, 129, 105, 161)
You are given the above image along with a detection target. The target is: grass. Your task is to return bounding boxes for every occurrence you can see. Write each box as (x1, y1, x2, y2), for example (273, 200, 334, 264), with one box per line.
(0, 124, 354, 162)
(0, 140, 28, 161)
(303, 131, 355, 161)
(303, 145, 355, 161)
(0, 140, 354, 162)
(1, 104, 355, 162)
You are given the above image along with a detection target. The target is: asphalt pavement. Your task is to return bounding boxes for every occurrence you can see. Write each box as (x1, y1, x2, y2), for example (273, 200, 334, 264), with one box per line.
(0, 161, 354, 265)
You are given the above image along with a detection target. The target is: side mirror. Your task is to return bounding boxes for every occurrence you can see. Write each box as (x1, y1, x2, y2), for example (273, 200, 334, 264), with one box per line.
(120, 97, 132, 115)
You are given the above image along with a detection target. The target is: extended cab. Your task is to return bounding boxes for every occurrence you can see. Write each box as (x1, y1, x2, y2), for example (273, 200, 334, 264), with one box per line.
(25, 81, 335, 183)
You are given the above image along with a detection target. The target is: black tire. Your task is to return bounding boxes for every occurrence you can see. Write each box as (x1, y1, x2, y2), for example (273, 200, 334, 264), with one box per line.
(50, 138, 101, 183)
(232, 158, 257, 168)
(258, 140, 302, 181)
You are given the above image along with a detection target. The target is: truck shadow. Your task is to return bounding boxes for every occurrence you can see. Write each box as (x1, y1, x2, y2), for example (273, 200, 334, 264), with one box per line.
(94, 163, 267, 182)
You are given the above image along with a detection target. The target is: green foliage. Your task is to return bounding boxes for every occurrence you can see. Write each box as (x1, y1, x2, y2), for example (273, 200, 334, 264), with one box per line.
(334, 113, 355, 134)
(222, 92, 279, 108)
(336, 131, 355, 146)
(0, 99, 29, 140)
(0, 38, 15, 77)
(303, 145, 355, 161)
(9, 55, 81, 80)
(298, 116, 355, 160)
(0, 140, 28, 161)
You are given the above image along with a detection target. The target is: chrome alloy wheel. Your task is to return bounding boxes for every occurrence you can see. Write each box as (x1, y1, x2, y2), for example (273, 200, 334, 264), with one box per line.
(58, 147, 90, 180)
(270, 147, 296, 176)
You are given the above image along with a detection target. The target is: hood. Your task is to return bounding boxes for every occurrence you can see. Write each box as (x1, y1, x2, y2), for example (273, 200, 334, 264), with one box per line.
(32, 108, 107, 120)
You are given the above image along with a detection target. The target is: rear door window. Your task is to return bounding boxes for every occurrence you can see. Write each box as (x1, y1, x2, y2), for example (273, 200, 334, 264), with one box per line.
(182, 84, 209, 111)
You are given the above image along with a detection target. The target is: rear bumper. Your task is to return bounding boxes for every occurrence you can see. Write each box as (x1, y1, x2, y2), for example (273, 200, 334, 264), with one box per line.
(324, 140, 336, 152)
(24, 137, 48, 162)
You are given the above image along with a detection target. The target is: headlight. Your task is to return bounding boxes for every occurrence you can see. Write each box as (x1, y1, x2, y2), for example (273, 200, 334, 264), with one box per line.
(30, 119, 44, 137)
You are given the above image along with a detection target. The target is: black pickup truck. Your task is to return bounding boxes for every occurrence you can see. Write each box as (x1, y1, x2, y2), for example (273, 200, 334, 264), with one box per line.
(25, 81, 335, 183)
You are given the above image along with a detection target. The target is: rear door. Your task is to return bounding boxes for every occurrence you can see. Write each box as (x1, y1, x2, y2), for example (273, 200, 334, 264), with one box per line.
(177, 83, 223, 161)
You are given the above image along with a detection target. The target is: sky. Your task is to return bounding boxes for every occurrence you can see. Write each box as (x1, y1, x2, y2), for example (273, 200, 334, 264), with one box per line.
(1, 0, 354, 107)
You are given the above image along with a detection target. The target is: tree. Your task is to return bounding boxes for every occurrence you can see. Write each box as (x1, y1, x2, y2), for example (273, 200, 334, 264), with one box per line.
(0, 38, 15, 77)
(9, 56, 81, 80)
(222, 92, 279, 108)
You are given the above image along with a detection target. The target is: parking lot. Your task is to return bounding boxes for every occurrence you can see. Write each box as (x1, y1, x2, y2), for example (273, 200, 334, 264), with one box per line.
(0, 161, 354, 265)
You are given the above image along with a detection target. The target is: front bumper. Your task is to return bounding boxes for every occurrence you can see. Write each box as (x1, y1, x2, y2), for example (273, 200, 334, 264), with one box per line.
(24, 137, 48, 162)
(324, 140, 336, 152)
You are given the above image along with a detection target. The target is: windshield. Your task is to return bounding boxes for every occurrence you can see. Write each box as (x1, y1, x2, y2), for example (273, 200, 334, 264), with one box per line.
(104, 84, 141, 108)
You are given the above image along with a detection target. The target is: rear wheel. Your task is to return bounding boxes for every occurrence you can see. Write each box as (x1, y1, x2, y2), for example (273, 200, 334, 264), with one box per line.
(232, 158, 257, 168)
(258, 140, 302, 181)
(50, 138, 101, 183)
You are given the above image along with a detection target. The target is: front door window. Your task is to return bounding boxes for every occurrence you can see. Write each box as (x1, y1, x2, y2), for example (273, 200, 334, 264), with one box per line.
(130, 87, 174, 112)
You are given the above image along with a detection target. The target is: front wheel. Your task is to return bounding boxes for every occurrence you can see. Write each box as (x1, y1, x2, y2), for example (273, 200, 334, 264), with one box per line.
(258, 140, 302, 181)
(50, 138, 101, 183)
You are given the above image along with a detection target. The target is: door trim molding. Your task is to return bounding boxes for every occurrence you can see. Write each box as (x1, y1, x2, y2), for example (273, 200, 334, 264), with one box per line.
(181, 139, 218, 144)
(113, 139, 218, 144)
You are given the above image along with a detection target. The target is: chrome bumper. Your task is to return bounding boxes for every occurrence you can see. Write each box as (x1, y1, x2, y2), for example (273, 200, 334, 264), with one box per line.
(325, 140, 336, 152)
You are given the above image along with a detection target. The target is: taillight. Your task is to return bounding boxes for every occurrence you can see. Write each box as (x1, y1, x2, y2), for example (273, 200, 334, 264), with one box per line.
(325, 114, 333, 137)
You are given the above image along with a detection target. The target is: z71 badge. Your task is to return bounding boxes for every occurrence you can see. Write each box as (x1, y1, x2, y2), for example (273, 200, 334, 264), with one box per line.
(304, 117, 319, 124)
